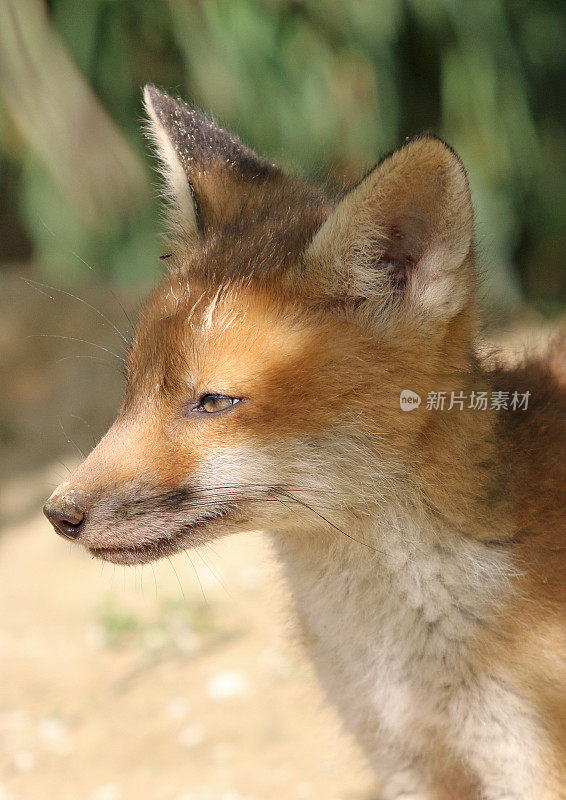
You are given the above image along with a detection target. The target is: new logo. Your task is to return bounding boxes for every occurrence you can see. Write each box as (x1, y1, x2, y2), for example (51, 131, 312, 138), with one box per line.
(400, 390, 422, 412)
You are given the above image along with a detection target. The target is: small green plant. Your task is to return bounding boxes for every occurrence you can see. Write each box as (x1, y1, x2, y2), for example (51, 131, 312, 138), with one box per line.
(99, 605, 141, 648)
(97, 597, 231, 654)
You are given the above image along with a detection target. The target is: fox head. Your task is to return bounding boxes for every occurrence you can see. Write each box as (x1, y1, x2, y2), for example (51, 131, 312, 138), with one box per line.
(44, 85, 489, 564)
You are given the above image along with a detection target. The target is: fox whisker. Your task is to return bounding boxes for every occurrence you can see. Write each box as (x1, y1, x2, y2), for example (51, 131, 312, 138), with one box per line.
(27, 334, 126, 363)
(22, 277, 131, 345)
(273, 489, 382, 555)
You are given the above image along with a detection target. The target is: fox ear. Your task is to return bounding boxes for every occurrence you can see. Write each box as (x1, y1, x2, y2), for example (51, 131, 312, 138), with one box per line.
(304, 135, 475, 324)
(143, 85, 280, 242)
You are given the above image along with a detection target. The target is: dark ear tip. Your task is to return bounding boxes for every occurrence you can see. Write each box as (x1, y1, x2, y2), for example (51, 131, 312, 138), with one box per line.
(404, 132, 467, 173)
(143, 85, 202, 128)
(144, 85, 191, 120)
(143, 83, 159, 100)
(374, 133, 467, 179)
(143, 84, 170, 110)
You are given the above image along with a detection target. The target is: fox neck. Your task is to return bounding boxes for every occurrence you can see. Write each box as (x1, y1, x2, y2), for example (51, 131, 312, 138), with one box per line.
(271, 494, 514, 740)
(273, 493, 512, 630)
(270, 499, 527, 794)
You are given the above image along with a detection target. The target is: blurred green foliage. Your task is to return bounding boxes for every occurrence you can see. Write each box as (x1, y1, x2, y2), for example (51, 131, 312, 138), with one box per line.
(0, 0, 564, 310)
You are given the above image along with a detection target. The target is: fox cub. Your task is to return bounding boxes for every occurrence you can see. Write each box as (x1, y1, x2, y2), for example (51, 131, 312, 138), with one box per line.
(44, 86, 566, 799)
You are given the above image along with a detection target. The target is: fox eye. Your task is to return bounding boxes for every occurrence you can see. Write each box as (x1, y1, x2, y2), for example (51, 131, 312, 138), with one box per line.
(194, 394, 242, 414)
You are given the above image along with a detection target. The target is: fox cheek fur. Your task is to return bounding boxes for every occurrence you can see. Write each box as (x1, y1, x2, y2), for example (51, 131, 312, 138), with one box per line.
(43, 86, 566, 798)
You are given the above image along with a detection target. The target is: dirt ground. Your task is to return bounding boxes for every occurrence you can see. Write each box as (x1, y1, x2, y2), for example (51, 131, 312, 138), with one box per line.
(0, 491, 375, 800)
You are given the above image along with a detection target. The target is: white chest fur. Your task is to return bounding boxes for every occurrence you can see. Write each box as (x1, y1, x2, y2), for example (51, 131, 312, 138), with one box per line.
(273, 513, 542, 799)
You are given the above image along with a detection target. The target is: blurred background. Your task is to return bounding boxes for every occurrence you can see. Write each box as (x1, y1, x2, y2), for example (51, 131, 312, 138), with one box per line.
(0, 1, 564, 799)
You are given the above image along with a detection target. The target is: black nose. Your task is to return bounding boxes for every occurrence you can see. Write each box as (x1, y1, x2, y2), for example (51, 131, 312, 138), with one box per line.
(43, 492, 86, 540)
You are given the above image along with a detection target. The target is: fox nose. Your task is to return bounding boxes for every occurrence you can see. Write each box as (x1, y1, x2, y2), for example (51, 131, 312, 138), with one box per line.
(43, 489, 87, 540)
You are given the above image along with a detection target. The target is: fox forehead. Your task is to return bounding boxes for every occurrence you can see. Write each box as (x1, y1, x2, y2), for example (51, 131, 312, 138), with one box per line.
(126, 276, 324, 401)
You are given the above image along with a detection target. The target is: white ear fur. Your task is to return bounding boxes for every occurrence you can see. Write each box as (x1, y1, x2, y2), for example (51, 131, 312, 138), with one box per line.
(304, 135, 475, 323)
(143, 85, 199, 241)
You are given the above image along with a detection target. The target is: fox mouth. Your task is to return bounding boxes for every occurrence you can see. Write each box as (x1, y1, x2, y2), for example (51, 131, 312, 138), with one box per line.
(89, 507, 230, 565)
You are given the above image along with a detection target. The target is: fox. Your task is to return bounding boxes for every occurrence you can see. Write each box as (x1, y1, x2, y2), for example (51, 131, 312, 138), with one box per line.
(43, 85, 566, 800)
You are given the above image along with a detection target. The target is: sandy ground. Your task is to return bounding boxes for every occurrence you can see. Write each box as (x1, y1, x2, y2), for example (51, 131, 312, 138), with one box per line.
(0, 497, 375, 800)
